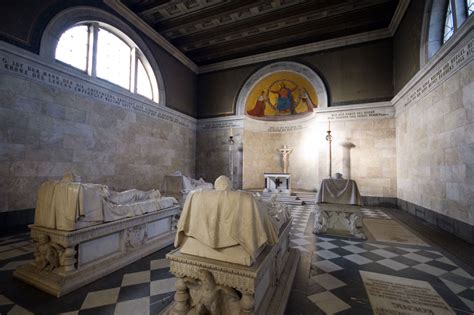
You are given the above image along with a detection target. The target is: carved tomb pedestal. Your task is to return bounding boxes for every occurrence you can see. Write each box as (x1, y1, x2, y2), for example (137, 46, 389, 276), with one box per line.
(162, 220, 299, 315)
(14, 206, 180, 297)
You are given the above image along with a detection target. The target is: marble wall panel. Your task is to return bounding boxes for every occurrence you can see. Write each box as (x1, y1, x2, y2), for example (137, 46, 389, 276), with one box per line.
(395, 63, 473, 225)
(197, 116, 397, 196)
(0, 74, 196, 212)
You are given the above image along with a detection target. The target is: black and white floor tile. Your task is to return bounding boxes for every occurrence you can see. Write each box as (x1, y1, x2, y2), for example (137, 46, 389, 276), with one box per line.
(360, 208, 392, 220)
(1, 197, 473, 314)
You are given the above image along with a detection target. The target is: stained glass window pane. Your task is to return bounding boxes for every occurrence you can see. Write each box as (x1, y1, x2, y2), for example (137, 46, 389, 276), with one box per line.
(136, 59, 153, 100)
(443, 1, 454, 43)
(468, 0, 473, 15)
(96, 28, 131, 89)
(55, 25, 89, 71)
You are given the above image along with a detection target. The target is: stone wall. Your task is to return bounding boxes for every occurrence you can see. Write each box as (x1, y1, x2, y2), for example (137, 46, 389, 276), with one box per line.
(318, 118, 397, 197)
(242, 118, 397, 196)
(196, 125, 243, 189)
(0, 74, 196, 212)
(395, 55, 473, 226)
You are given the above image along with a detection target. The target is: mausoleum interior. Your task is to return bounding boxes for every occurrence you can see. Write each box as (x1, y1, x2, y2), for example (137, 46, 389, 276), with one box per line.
(0, 0, 473, 314)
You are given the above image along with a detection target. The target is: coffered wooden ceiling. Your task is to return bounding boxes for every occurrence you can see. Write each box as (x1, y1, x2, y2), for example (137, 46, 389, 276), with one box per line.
(122, 0, 400, 66)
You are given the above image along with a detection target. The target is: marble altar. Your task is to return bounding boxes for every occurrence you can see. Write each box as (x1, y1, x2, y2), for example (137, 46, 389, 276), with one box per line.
(263, 173, 291, 194)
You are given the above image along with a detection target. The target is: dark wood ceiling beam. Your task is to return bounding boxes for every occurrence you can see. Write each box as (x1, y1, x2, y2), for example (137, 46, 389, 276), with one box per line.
(185, 4, 394, 59)
(151, 0, 259, 29)
(196, 21, 388, 65)
(169, 0, 338, 44)
(129, 0, 171, 14)
(183, 2, 395, 56)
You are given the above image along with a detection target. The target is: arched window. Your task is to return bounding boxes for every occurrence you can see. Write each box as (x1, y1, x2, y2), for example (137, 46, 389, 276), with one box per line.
(55, 22, 158, 102)
(443, 1, 455, 43)
(421, 0, 472, 65)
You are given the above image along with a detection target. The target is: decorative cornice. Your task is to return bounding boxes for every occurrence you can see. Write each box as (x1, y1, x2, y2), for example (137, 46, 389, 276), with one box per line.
(104, 0, 410, 74)
(391, 17, 473, 112)
(0, 41, 197, 129)
(103, 0, 199, 73)
(198, 29, 392, 74)
(389, 0, 411, 35)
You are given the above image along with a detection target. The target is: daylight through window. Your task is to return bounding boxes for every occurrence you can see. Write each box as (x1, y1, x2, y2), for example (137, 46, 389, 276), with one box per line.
(55, 23, 158, 102)
(443, 1, 454, 43)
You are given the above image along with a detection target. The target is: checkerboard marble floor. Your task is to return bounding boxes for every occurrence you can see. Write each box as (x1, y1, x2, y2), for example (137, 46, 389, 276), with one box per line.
(1, 200, 473, 314)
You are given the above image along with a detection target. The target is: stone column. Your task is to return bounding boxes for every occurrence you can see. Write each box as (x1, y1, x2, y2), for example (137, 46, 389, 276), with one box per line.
(240, 293, 255, 314)
(171, 276, 189, 314)
(62, 246, 77, 272)
(340, 142, 355, 179)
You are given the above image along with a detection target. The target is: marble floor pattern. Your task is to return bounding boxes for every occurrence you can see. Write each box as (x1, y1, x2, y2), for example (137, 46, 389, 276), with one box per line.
(0, 199, 473, 314)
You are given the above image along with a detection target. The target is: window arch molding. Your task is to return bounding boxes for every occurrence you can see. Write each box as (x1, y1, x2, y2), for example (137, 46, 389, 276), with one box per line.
(40, 6, 165, 106)
(420, 0, 470, 66)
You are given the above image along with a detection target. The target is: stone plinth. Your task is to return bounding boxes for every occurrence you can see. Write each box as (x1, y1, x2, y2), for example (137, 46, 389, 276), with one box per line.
(14, 206, 180, 297)
(162, 220, 299, 315)
(313, 203, 366, 239)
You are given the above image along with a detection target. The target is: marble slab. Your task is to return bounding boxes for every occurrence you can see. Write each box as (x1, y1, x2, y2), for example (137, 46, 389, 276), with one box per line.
(363, 218, 428, 246)
(361, 271, 455, 315)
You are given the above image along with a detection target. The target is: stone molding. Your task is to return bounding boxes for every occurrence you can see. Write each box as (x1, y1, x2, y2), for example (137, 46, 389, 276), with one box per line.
(397, 198, 474, 244)
(29, 206, 179, 247)
(103, 0, 409, 74)
(389, 0, 411, 35)
(392, 17, 473, 114)
(0, 41, 197, 130)
(198, 29, 392, 74)
(197, 116, 244, 131)
(103, 0, 199, 73)
(196, 101, 394, 132)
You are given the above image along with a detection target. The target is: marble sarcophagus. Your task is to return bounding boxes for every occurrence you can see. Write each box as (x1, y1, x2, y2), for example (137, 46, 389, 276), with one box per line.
(162, 176, 300, 315)
(14, 178, 180, 297)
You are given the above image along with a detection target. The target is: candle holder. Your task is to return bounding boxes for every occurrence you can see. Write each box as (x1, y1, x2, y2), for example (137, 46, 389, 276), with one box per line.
(326, 129, 333, 178)
(228, 135, 235, 188)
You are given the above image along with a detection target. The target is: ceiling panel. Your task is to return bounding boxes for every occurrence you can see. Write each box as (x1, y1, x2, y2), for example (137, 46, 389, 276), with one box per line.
(122, 0, 400, 66)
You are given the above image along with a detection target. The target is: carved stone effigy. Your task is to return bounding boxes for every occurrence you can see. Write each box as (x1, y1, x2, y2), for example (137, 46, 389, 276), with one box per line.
(313, 203, 366, 239)
(162, 175, 299, 314)
(161, 171, 213, 205)
(15, 174, 180, 297)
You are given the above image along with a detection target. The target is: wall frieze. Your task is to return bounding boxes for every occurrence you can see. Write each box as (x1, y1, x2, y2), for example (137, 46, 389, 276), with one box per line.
(392, 19, 473, 114)
(197, 102, 394, 132)
(0, 41, 197, 130)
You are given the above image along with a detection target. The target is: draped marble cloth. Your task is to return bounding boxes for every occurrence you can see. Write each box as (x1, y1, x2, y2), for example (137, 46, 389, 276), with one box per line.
(317, 179, 362, 205)
(35, 182, 107, 231)
(35, 181, 176, 231)
(175, 190, 279, 265)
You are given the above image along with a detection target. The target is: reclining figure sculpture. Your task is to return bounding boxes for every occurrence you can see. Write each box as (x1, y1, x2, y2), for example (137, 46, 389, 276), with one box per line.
(15, 171, 180, 297)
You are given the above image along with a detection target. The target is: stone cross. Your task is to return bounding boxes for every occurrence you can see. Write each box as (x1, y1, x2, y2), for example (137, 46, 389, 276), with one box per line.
(278, 145, 293, 173)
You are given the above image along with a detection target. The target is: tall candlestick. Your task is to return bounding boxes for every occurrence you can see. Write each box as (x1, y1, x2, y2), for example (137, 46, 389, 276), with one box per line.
(230, 127, 233, 137)
(328, 120, 331, 131)
(326, 128, 333, 178)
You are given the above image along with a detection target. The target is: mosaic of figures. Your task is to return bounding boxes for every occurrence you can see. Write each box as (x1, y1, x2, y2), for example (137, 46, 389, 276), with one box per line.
(245, 71, 318, 121)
